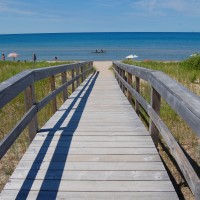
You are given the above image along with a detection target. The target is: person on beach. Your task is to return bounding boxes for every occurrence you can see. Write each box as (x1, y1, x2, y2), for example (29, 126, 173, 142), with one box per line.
(54, 56, 57, 61)
(2, 53, 5, 61)
(33, 53, 37, 62)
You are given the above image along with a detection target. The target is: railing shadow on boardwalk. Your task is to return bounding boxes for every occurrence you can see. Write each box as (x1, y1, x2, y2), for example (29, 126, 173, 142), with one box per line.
(15, 71, 99, 200)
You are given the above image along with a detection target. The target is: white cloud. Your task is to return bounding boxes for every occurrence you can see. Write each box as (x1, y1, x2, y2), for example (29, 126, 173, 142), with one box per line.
(95, 0, 128, 7)
(0, 0, 67, 20)
(0, 0, 36, 16)
(131, 0, 200, 16)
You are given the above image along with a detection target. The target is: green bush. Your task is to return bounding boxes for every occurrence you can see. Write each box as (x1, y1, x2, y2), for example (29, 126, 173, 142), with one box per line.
(181, 55, 200, 70)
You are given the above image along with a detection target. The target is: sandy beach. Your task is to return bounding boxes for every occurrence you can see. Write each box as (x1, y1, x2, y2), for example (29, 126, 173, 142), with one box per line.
(93, 61, 112, 71)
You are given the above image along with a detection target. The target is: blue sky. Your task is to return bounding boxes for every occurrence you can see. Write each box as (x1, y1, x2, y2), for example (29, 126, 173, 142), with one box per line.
(0, 0, 200, 34)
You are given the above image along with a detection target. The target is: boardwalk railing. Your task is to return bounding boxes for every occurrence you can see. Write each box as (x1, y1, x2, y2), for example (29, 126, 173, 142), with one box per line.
(0, 61, 93, 160)
(113, 61, 200, 199)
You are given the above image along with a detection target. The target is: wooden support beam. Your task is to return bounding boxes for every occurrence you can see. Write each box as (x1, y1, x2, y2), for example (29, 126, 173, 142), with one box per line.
(122, 69, 126, 93)
(76, 68, 80, 87)
(119, 68, 123, 89)
(49, 75, 57, 113)
(127, 72, 132, 103)
(135, 77, 140, 115)
(149, 87, 161, 146)
(81, 66, 84, 83)
(24, 84, 38, 141)
(61, 71, 68, 102)
(71, 69, 75, 92)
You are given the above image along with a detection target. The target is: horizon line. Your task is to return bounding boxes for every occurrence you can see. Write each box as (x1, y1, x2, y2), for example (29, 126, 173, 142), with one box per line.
(0, 31, 200, 36)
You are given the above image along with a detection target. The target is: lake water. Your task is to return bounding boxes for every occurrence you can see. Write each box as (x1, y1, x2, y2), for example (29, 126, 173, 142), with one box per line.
(0, 32, 200, 61)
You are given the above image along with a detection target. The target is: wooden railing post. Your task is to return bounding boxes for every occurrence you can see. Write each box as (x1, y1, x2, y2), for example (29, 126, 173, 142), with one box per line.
(149, 87, 161, 146)
(71, 69, 75, 92)
(24, 84, 38, 141)
(76, 67, 80, 87)
(122, 69, 125, 93)
(118, 67, 120, 84)
(61, 71, 68, 102)
(113, 64, 117, 79)
(81, 66, 84, 83)
(116, 65, 119, 83)
(49, 75, 57, 113)
(127, 72, 132, 103)
(119, 68, 123, 89)
(135, 77, 140, 115)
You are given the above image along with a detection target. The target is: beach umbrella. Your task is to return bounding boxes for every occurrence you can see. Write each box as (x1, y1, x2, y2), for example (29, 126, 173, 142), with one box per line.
(190, 53, 199, 57)
(8, 52, 19, 60)
(125, 54, 138, 59)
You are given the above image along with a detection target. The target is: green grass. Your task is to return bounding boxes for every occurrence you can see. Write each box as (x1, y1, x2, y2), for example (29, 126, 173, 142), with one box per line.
(123, 59, 200, 95)
(181, 55, 200, 70)
(0, 61, 72, 82)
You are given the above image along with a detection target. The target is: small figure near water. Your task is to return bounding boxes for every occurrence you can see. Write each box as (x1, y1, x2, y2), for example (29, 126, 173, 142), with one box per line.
(54, 56, 57, 61)
(33, 53, 37, 62)
(93, 49, 106, 53)
(2, 53, 5, 61)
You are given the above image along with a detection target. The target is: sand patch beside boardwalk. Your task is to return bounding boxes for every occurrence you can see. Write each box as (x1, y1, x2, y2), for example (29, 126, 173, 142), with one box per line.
(93, 61, 113, 71)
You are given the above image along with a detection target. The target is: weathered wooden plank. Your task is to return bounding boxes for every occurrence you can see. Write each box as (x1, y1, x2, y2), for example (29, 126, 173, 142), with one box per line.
(20, 154, 161, 162)
(40, 126, 147, 132)
(27, 147, 158, 155)
(34, 135, 153, 142)
(29, 141, 154, 148)
(0, 191, 179, 200)
(37, 130, 148, 136)
(10, 170, 169, 180)
(16, 161, 165, 171)
(3, 180, 175, 192)
(44, 119, 145, 125)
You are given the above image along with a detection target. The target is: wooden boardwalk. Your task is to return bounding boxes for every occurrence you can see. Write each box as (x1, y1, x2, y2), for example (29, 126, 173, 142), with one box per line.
(0, 61, 178, 199)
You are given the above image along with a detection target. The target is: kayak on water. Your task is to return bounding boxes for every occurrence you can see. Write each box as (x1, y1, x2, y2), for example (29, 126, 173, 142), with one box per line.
(92, 49, 106, 53)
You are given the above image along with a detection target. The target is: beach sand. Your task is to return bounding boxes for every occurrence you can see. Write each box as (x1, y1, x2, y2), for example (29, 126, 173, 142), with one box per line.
(93, 61, 113, 71)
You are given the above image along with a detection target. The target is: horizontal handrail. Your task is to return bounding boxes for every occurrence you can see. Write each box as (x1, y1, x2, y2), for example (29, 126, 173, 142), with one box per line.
(113, 61, 200, 199)
(113, 61, 200, 136)
(0, 61, 92, 109)
(0, 61, 94, 160)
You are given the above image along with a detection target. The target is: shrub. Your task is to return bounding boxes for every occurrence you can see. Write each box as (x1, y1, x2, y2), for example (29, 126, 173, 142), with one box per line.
(181, 55, 200, 70)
